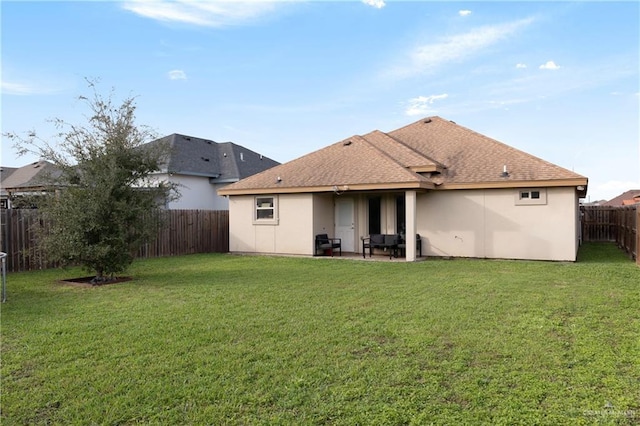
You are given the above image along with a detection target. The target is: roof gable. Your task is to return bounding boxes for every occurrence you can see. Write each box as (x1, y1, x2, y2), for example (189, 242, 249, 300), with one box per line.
(145, 134, 279, 181)
(219, 134, 434, 194)
(219, 116, 588, 196)
(389, 117, 586, 186)
(219, 142, 280, 181)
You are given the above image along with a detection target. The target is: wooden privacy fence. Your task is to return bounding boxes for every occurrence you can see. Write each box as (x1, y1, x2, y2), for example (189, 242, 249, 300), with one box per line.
(137, 210, 228, 258)
(581, 205, 638, 262)
(0, 209, 229, 273)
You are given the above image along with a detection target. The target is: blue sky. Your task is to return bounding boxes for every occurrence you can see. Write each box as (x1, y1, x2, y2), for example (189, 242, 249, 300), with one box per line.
(2, 0, 638, 202)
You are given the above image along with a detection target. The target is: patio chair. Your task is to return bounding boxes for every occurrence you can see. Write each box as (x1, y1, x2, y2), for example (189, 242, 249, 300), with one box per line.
(362, 234, 399, 259)
(315, 234, 342, 257)
(397, 234, 422, 257)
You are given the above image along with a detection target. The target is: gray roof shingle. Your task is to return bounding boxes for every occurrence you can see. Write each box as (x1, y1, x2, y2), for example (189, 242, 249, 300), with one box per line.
(145, 134, 280, 182)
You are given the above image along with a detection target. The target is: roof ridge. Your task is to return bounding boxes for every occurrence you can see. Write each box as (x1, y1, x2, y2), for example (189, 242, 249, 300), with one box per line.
(356, 133, 435, 182)
(168, 133, 216, 143)
(370, 130, 446, 169)
(390, 115, 440, 134)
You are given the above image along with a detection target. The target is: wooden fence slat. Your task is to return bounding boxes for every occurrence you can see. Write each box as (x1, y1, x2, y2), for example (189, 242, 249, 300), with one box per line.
(581, 205, 637, 261)
(0, 209, 229, 273)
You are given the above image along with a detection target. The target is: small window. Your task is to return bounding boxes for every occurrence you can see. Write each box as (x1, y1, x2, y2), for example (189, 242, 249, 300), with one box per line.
(256, 197, 274, 219)
(254, 196, 278, 224)
(516, 188, 547, 205)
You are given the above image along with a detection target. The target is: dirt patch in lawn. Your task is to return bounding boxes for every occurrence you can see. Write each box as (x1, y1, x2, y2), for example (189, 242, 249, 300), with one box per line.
(59, 276, 133, 287)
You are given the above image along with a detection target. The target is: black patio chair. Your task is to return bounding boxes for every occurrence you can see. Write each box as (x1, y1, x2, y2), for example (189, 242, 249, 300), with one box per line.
(315, 234, 342, 257)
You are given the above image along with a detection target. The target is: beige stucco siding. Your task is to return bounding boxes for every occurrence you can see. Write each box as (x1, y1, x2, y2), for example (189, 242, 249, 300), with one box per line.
(228, 196, 253, 253)
(313, 193, 334, 237)
(229, 186, 580, 261)
(276, 194, 314, 254)
(417, 187, 579, 261)
(228, 194, 314, 255)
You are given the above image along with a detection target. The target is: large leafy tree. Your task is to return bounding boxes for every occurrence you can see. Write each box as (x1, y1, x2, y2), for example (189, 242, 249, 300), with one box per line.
(5, 81, 178, 282)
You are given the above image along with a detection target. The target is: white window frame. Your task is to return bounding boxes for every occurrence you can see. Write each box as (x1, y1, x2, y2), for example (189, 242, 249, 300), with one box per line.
(253, 195, 279, 225)
(515, 188, 547, 206)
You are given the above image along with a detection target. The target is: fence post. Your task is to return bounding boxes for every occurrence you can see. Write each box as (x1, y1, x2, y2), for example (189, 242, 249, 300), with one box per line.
(637, 206, 639, 266)
(1, 252, 6, 302)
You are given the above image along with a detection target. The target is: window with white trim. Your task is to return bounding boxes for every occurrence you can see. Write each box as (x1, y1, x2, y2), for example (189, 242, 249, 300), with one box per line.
(515, 188, 547, 205)
(254, 196, 278, 224)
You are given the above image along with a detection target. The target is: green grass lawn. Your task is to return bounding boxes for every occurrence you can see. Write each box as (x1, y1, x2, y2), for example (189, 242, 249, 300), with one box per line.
(2, 243, 638, 425)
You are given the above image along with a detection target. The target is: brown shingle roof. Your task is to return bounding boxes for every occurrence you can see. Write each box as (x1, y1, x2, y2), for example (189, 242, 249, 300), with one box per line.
(219, 116, 588, 196)
(220, 135, 434, 194)
(602, 190, 640, 206)
(0, 160, 60, 194)
(390, 117, 586, 187)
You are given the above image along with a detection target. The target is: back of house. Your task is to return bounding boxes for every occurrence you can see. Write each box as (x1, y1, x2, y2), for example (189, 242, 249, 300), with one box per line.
(219, 117, 588, 262)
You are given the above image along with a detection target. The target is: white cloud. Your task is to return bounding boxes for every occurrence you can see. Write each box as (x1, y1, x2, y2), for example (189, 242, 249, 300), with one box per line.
(1, 80, 40, 95)
(122, 0, 283, 27)
(1, 79, 62, 95)
(387, 17, 534, 79)
(474, 55, 639, 112)
(539, 60, 560, 70)
(459, 10, 472, 16)
(516, 63, 527, 69)
(405, 94, 449, 116)
(592, 180, 640, 202)
(363, 0, 385, 8)
(168, 70, 187, 80)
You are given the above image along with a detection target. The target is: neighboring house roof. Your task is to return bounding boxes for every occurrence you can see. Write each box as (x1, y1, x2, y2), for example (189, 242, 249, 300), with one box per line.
(1, 166, 18, 181)
(0, 160, 61, 196)
(602, 190, 640, 206)
(219, 116, 588, 196)
(145, 133, 280, 182)
(622, 198, 640, 206)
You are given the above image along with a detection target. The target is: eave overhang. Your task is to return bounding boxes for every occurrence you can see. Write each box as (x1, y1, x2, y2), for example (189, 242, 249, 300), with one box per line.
(219, 178, 588, 197)
(439, 178, 589, 197)
(158, 170, 226, 179)
(218, 181, 435, 196)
